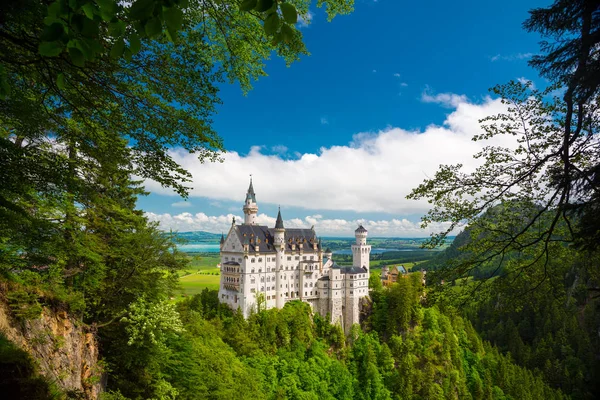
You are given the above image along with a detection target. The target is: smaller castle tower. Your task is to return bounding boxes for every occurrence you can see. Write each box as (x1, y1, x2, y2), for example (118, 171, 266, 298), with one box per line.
(243, 177, 258, 225)
(274, 208, 285, 308)
(351, 225, 371, 271)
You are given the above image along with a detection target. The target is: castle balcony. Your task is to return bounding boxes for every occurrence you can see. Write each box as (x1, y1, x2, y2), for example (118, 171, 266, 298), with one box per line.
(223, 283, 239, 291)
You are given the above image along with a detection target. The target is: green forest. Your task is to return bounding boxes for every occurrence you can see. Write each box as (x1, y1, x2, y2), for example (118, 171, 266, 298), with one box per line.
(1, 0, 599, 399)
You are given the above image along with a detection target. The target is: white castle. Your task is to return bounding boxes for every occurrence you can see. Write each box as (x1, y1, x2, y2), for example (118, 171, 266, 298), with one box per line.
(218, 179, 371, 333)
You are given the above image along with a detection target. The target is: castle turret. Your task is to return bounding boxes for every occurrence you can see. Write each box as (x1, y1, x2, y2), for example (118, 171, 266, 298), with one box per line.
(219, 233, 225, 250)
(274, 208, 285, 308)
(243, 177, 258, 225)
(351, 225, 371, 271)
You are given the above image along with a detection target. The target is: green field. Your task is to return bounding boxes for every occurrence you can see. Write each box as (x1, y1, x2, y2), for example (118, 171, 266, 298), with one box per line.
(176, 253, 221, 300)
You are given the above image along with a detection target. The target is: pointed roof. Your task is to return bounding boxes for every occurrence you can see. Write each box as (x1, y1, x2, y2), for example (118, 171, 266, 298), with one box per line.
(355, 225, 367, 233)
(245, 177, 256, 202)
(220, 233, 225, 244)
(324, 247, 332, 253)
(275, 207, 284, 229)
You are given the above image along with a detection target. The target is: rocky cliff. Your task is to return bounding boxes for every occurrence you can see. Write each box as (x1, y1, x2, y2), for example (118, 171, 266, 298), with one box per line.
(0, 295, 103, 399)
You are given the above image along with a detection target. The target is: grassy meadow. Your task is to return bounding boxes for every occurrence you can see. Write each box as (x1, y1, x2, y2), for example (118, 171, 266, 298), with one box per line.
(175, 253, 221, 300)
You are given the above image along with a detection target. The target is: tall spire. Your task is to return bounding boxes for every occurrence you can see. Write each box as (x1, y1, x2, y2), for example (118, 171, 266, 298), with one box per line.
(246, 176, 256, 202)
(275, 207, 284, 229)
(243, 175, 258, 225)
(220, 233, 225, 244)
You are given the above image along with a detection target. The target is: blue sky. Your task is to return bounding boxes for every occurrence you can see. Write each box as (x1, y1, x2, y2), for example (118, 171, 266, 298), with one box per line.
(141, 0, 549, 237)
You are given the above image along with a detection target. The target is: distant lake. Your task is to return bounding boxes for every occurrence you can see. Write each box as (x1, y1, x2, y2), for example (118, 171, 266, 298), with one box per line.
(178, 243, 220, 253)
(333, 248, 417, 255)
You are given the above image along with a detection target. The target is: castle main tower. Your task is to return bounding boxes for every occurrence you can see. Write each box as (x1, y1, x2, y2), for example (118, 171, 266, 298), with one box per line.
(243, 177, 258, 225)
(351, 225, 371, 271)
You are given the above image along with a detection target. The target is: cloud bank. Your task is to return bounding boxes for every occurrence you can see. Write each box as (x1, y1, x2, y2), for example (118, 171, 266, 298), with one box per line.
(146, 212, 457, 237)
(145, 94, 511, 217)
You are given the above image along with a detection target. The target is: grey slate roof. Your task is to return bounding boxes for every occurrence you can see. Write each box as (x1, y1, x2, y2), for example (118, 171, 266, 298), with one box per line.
(234, 225, 318, 253)
(355, 225, 367, 233)
(341, 266, 368, 275)
(275, 209, 284, 229)
(324, 247, 332, 253)
(329, 262, 367, 274)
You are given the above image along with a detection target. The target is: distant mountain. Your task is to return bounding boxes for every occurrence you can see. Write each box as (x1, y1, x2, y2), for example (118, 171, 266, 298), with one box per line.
(171, 231, 221, 243)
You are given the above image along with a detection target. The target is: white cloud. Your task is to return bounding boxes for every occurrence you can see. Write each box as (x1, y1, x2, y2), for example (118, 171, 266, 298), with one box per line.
(297, 10, 314, 28)
(517, 77, 536, 90)
(145, 212, 458, 237)
(144, 94, 513, 217)
(171, 201, 193, 208)
(393, 73, 401, 77)
(400, 82, 408, 87)
(372, 69, 377, 73)
(490, 52, 534, 62)
(420, 86, 468, 108)
(320, 116, 329, 125)
(271, 145, 288, 154)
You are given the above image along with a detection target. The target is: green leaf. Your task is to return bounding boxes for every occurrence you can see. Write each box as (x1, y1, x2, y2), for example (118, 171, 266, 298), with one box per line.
(82, 3, 96, 20)
(48, 1, 62, 17)
(41, 23, 65, 42)
(280, 3, 297, 24)
(82, 18, 100, 37)
(264, 12, 280, 36)
(110, 38, 125, 59)
(97, 0, 118, 14)
(144, 18, 162, 38)
(254, 0, 274, 13)
(239, 0, 257, 11)
(129, 33, 141, 54)
(56, 73, 65, 90)
(130, 0, 155, 20)
(123, 47, 132, 62)
(0, 65, 10, 100)
(281, 23, 294, 43)
(164, 7, 183, 31)
(109, 21, 126, 37)
(68, 46, 85, 66)
(39, 41, 64, 57)
(165, 27, 178, 42)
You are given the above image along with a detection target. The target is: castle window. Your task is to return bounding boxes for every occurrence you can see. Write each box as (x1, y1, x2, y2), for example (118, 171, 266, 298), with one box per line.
(305, 292, 307, 296)
(251, 279, 255, 284)
(260, 277, 264, 282)
(224, 257, 228, 261)
(251, 269, 255, 273)
(258, 258, 262, 262)
(258, 268, 262, 273)
(238, 258, 242, 262)
(287, 256, 291, 261)
(303, 256, 307, 260)
(251, 258, 255, 263)
(261, 286, 264, 291)
(310, 256, 314, 260)
(295, 256, 300, 260)
(251, 288, 255, 293)
(350, 291, 353, 294)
